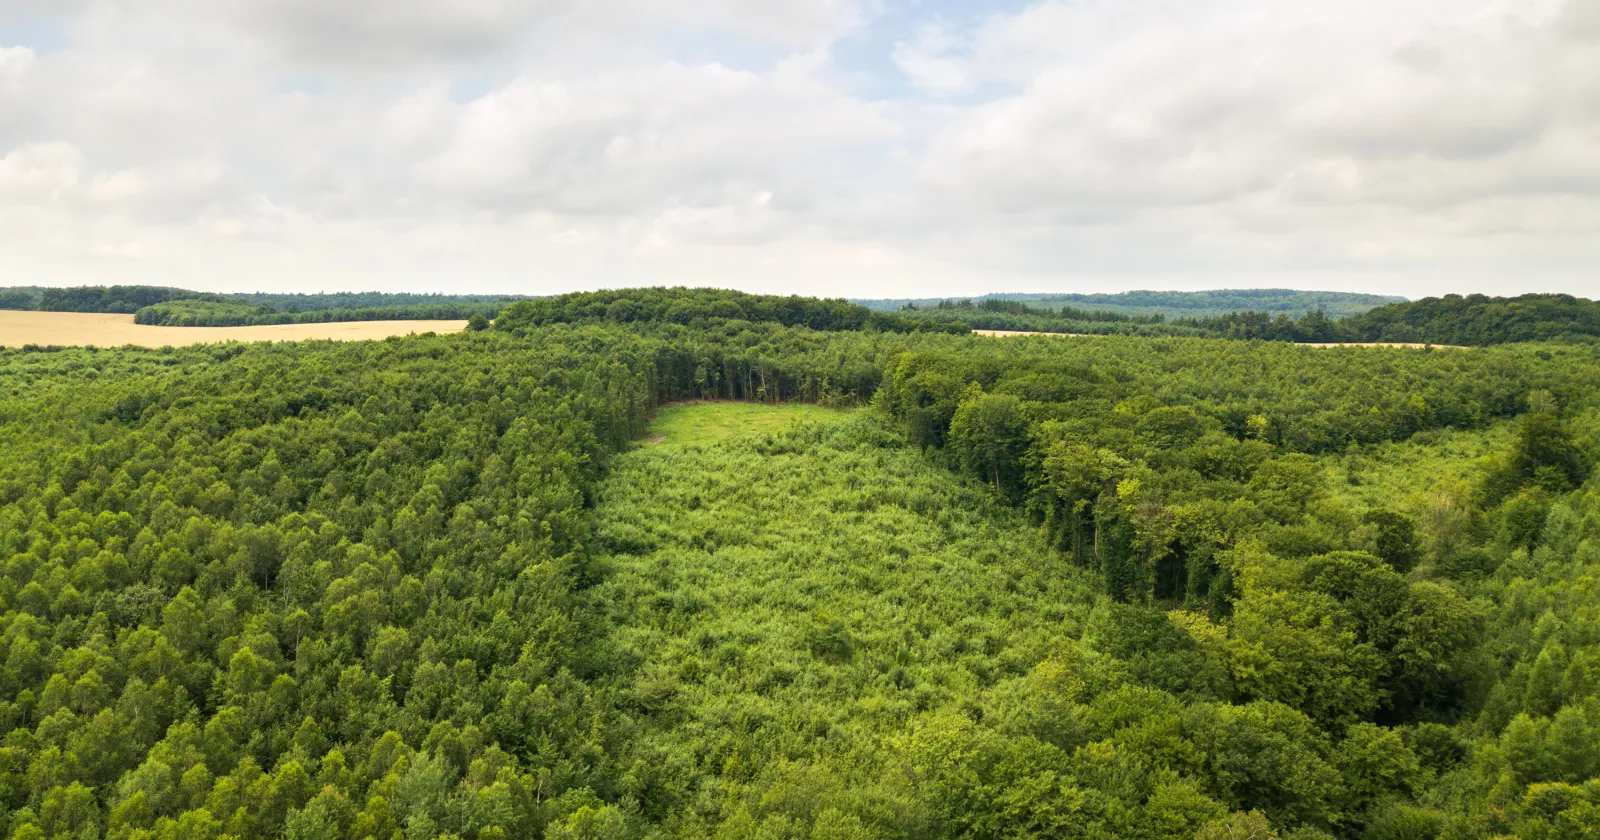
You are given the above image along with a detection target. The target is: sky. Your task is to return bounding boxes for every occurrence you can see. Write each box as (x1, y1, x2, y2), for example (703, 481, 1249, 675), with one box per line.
(1, 0, 1598, 299)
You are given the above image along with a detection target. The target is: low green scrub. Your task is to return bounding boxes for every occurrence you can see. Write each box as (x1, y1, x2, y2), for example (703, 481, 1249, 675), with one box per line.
(1323, 422, 1517, 514)
(133, 299, 266, 326)
(589, 410, 1101, 835)
(645, 401, 849, 445)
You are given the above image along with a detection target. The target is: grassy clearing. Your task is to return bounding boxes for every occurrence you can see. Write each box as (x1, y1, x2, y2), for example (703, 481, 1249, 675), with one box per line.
(644, 400, 852, 446)
(1321, 420, 1513, 513)
(590, 414, 1092, 833)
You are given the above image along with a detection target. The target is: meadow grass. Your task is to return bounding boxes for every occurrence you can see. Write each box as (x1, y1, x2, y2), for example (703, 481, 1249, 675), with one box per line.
(591, 415, 1092, 831)
(1321, 419, 1514, 513)
(644, 400, 852, 445)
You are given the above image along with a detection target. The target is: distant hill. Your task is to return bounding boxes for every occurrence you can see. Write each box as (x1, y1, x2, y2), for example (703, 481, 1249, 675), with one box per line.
(855, 289, 1405, 320)
(0, 285, 207, 313)
(0, 285, 526, 314)
(0, 286, 531, 326)
(1339, 293, 1600, 345)
(494, 287, 967, 335)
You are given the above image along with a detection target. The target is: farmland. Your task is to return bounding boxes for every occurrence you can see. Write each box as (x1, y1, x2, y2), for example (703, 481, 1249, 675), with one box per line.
(0, 310, 467, 347)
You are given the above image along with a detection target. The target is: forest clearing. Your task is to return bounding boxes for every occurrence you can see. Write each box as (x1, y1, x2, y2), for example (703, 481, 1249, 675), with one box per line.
(644, 401, 849, 445)
(588, 406, 1096, 834)
(0, 311, 467, 347)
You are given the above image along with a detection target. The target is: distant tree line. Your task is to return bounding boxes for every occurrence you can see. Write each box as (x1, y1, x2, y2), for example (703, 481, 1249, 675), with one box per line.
(494, 287, 970, 335)
(0, 286, 525, 320)
(900, 302, 1346, 340)
(133, 300, 506, 327)
(858, 288, 1404, 319)
(233, 292, 524, 312)
(9, 285, 1600, 347)
(899, 293, 1600, 345)
(1337, 293, 1600, 345)
(932, 298, 1165, 324)
(0, 286, 212, 314)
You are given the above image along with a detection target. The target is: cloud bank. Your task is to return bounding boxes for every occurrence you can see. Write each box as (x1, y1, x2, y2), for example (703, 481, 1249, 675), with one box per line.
(1, 0, 1597, 297)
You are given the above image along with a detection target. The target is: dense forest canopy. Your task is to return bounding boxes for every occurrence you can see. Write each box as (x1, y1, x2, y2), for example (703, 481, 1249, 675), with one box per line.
(885, 292, 1600, 346)
(1, 286, 1600, 838)
(1338, 294, 1600, 345)
(131, 301, 503, 328)
(890, 300, 1350, 342)
(0, 287, 214, 315)
(493, 288, 969, 336)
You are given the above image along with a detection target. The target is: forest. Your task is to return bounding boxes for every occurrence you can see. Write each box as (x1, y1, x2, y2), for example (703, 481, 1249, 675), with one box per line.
(492, 288, 968, 336)
(1337, 294, 1600, 346)
(131, 301, 502, 328)
(886, 293, 1600, 346)
(0, 287, 209, 315)
(856, 290, 1403, 321)
(1, 286, 1599, 839)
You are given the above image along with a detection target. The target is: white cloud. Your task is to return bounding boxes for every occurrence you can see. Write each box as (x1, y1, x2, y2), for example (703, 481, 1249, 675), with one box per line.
(0, 46, 38, 142)
(892, 22, 972, 94)
(0, 142, 81, 202)
(895, 0, 1600, 293)
(231, 0, 561, 63)
(0, 46, 32, 81)
(1, 0, 1599, 298)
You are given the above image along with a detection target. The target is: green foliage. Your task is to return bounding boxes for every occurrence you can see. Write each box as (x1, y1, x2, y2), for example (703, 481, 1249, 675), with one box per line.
(884, 290, 1600, 346)
(0, 328, 660, 839)
(870, 296, 1379, 340)
(28, 285, 205, 313)
(588, 410, 1098, 835)
(133, 299, 503, 326)
(2, 285, 1600, 839)
(644, 400, 847, 445)
(948, 389, 1028, 495)
(0, 288, 43, 310)
(495, 287, 968, 335)
(1342, 293, 1600, 345)
(857, 289, 1402, 320)
(1363, 509, 1423, 573)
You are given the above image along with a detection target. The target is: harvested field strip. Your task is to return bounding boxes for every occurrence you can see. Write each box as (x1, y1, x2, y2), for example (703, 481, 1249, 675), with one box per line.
(0, 311, 466, 347)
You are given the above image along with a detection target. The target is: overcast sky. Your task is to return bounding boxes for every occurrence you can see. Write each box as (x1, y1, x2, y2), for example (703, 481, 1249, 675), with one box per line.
(1, 0, 1597, 299)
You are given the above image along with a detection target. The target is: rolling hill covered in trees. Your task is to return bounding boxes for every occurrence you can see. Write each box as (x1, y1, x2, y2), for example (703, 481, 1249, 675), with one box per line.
(856, 290, 1405, 320)
(1, 287, 1599, 838)
(0, 286, 205, 315)
(1337, 294, 1600, 345)
(884, 292, 1600, 346)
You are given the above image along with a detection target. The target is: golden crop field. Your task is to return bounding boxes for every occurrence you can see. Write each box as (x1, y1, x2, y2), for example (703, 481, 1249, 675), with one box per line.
(0, 311, 468, 348)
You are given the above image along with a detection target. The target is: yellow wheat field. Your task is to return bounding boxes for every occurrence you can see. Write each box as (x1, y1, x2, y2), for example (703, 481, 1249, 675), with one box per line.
(0, 311, 468, 348)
